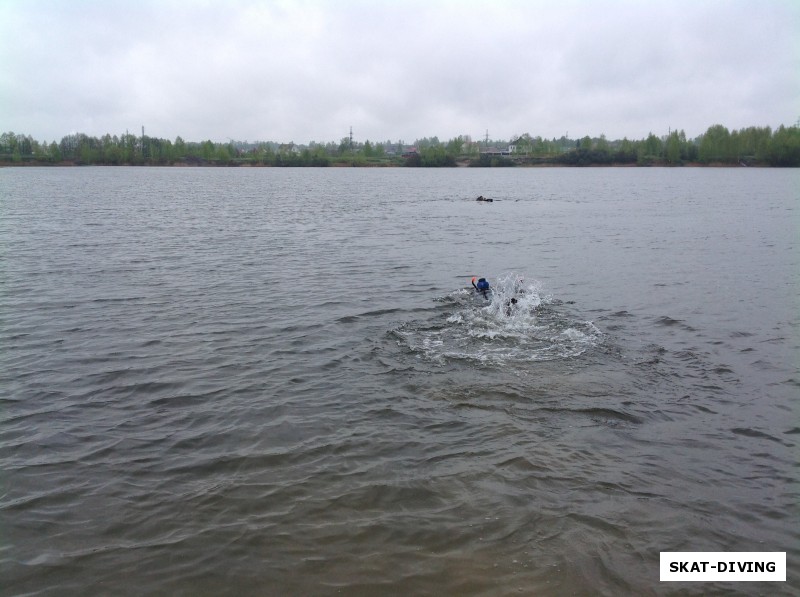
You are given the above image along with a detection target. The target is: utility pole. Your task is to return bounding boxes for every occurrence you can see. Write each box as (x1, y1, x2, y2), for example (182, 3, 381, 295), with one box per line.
(349, 126, 353, 153)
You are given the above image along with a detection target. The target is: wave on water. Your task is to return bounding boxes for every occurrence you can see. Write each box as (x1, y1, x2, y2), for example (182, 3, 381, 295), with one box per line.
(393, 273, 602, 365)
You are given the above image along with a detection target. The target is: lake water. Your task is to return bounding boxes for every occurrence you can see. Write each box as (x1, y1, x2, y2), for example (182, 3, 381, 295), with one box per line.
(1, 166, 798, 596)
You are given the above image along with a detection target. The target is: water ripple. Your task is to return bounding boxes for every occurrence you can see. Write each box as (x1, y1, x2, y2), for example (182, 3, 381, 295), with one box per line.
(1, 167, 798, 595)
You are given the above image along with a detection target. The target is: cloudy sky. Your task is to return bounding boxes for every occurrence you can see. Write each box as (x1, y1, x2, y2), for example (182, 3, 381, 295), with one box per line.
(1, 0, 798, 144)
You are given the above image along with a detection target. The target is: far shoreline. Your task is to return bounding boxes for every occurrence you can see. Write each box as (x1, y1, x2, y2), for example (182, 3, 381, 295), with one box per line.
(0, 160, 778, 169)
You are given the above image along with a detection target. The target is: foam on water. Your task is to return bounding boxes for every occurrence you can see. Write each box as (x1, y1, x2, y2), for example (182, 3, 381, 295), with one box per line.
(395, 273, 603, 365)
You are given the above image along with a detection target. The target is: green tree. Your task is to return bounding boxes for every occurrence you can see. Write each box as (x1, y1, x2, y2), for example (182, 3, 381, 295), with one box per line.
(17, 134, 33, 156)
(31, 138, 46, 160)
(120, 132, 139, 163)
(49, 141, 62, 162)
(309, 144, 330, 166)
(446, 135, 465, 156)
(419, 144, 454, 166)
(595, 134, 610, 159)
(0, 131, 18, 155)
(263, 144, 276, 164)
(174, 136, 187, 160)
(77, 135, 100, 163)
(637, 133, 663, 165)
(665, 131, 681, 164)
(766, 125, 800, 166)
(735, 126, 771, 162)
(614, 138, 636, 163)
(215, 143, 232, 164)
(201, 140, 215, 160)
(698, 124, 732, 163)
(105, 143, 123, 165)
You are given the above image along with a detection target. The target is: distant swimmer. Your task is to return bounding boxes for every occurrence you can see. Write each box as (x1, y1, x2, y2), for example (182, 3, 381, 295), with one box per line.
(471, 276, 490, 298)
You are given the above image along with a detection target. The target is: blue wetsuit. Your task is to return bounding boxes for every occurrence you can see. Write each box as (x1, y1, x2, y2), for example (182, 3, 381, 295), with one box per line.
(475, 277, 490, 298)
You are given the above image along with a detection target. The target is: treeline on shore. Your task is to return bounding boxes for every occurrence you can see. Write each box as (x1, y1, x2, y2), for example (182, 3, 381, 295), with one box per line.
(1, 123, 799, 167)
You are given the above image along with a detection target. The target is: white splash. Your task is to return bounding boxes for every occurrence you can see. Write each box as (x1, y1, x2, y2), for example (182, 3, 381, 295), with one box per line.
(395, 272, 603, 365)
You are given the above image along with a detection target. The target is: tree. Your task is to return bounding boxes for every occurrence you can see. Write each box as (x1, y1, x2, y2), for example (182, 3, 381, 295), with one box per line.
(698, 124, 732, 163)
(446, 135, 464, 156)
(636, 133, 663, 165)
(415, 136, 440, 149)
(2, 121, 799, 167)
(418, 143, 454, 167)
(215, 143, 232, 164)
(16, 134, 32, 155)
(31, 139, 45, 160)
(665, 131, 681, 164)
(0, 131, 17, 155)
(766, 125, 800, 166)
(48, 141, 61, 162)
(201, 140, 215, 160)
(595, 134, 610, 159)
(734, 126, 771, 162)
(174, 136, 186, 160)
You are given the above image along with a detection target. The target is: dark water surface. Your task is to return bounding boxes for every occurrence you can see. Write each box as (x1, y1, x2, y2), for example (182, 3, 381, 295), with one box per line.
(1, 167, 798, 596)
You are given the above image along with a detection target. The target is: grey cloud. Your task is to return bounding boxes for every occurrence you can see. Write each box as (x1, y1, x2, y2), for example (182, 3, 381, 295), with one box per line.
(1, 0, 797, 144)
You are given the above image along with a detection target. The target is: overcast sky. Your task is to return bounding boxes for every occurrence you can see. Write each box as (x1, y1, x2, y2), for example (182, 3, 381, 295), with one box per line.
(1, 0, 798, 144)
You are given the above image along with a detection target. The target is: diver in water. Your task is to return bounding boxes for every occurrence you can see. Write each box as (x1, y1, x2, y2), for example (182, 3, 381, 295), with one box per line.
(505, 297, 518, 316)
(471, 276, 490, 298)
(505, 278, 529, 316)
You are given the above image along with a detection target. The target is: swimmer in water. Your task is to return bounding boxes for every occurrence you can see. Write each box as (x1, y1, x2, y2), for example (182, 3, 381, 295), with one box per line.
(471, 276, 490, 299)
(505, 297, 518, 316)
